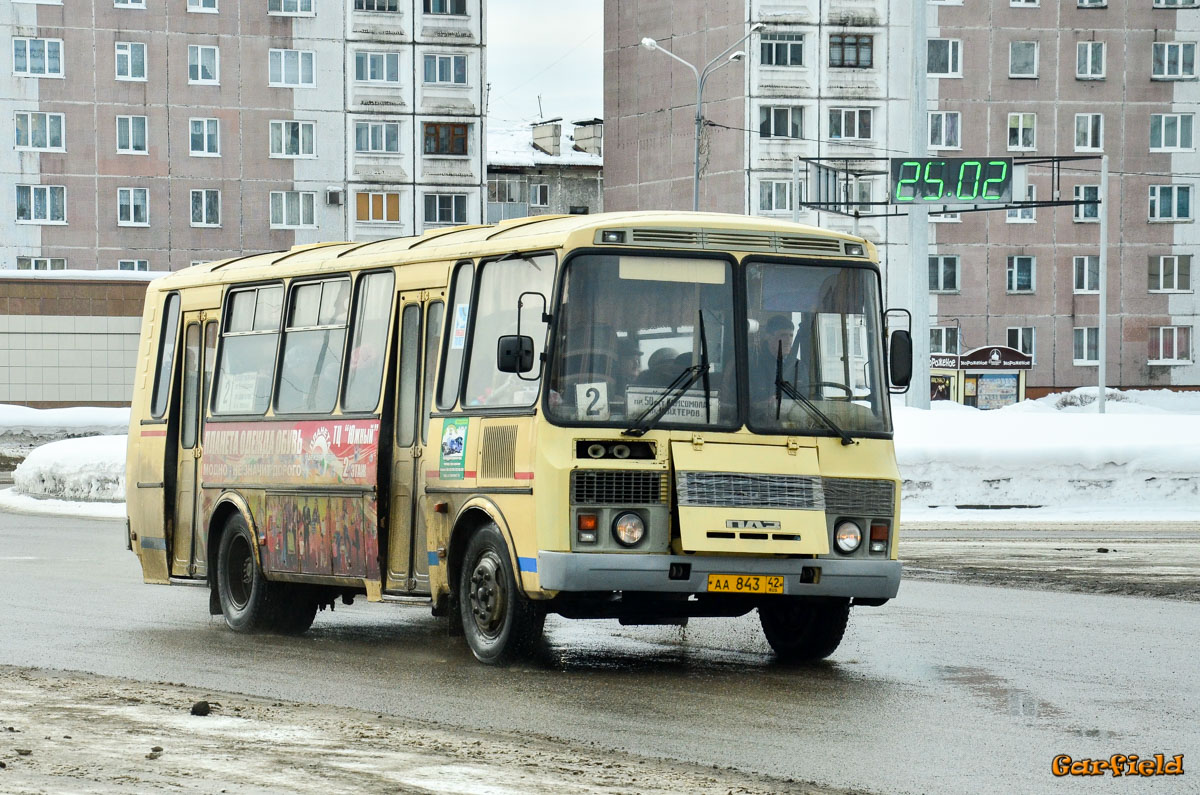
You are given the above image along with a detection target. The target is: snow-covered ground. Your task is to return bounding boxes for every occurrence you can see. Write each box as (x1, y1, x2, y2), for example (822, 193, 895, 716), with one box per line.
(1, 388, 1199, 523)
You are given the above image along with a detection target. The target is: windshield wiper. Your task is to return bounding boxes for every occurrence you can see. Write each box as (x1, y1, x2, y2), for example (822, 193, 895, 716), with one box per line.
(624, 311, 713, 437)
(774, 347, 856, 446)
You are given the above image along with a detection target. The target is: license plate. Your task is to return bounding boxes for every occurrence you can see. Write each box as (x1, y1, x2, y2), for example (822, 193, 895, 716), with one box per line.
(706, 573, 785, 595)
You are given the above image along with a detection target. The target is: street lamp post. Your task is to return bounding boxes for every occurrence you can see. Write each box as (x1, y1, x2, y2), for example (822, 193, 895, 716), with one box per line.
(641, 23, 764, 211)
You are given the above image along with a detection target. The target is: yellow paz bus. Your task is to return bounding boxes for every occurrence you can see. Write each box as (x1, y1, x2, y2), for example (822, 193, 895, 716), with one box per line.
(126, 210, 913, 664)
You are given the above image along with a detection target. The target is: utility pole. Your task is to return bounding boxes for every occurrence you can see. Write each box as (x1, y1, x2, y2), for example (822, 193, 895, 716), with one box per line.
(908, 0, 930, 409)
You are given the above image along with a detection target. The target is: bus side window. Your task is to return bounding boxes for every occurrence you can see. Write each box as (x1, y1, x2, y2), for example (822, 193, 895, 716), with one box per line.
(422, 302, 444, 444)
(213, 285, 282, 415)
(150, 293, 180, 419)
(343, 271, 395, 413)
(437, 262, 473, 410)
(277, 278, 350, 414)
(463, 253, 554, 408)
(395, 304, 421, 447)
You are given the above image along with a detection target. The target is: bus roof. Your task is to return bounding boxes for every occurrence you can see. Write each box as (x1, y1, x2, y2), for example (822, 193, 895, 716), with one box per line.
(147, 210, 875, 292)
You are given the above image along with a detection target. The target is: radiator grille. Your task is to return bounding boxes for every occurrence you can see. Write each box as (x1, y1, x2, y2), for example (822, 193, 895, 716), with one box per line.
(676, 472, 825, 510)
(821, 477, 895, 516)
(572, 470, 668, 505)
(479, 425, 517, 479)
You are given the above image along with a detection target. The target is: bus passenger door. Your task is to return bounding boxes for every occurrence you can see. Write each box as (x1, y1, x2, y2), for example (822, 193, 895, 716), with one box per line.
(171, 316, 216, 578)
(386, 295, 444, 593)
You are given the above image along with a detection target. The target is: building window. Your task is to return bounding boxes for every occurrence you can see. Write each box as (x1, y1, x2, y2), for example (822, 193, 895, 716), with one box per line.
(929, 255, 960, 292)
(1007, 327, 1035, 360)
(114, 0, 146, 7)
(188, 0, 216, 10)
(759, 106, 802, 139)
(270, 191, 316, 228)
(1149, 255, 1191, 292)
(761, 32, 803, 66)
(1009, 41, 1038, 77)
(189, 118, 219, 156)
(15, 111, 65, 151)
(1075, 113, 1103, 151)
(1074, 255, 1100, 293)
(356, 191, 401, 223)
(1150, 113, 1194, 151)
(13, 38, 64, 77)
(1074, 184, 1099, 222)
(1077, 41, 1105, 79)
(117, 187, 149, 226)
(1078, 0, 1105, 6)
(930, 327, 960, 355)
(1152, 42, 1196, 79)
(928, 39, 962, 77)
(531, 183, 549, 207)
(116, 115, 148, 154)
(1149, 326, 1191, 363)
(1011, 0, 1038, 5)
(355, 121, 401, 153)
(424, 193, 467, 225)
(423, 54, 467, 85)
(115, 42, 147, 80)
(355, 51, 400, 83)
(423, 121, 468, 155)
(190, 189, 220, 227)
(1154, 0, 1199, 7)
(829, 35, 872, 68)
(1007, 184, 1036, 223)
(1006, 255, 1035, 292)
(118, 259, 149, 271)
(16, 257, 66, 270)
(356, 0, 399, 10)
(269, 120, 315, 157)
(188, 45, 219, 84)
(269, 49, 315, 87)
(16, 185, 66, 223)
(268, 0, 313, 14)
(1074, 327, 1099, 364)
(1149, 185, 1192, 221)
(829, 108, 872, 141)
(929, 111, 961, 149)
(424, 0, 465, 13)
(487, 177, 524, 203)
(759, 180, 793, 213)
(1007, 112, 1036, 151)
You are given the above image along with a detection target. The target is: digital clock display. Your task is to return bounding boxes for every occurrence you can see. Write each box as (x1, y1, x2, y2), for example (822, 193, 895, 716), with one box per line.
(888, 157, 1013, 204)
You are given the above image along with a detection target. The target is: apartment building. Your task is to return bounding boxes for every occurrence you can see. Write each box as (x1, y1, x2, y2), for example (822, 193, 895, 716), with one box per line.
(2, 0, 486, 275)
(486, 118, 603, 223)
(604, 0, 1200, 392)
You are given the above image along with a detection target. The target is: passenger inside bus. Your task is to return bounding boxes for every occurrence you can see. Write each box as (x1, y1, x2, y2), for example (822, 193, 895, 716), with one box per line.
(749, 314, 802, 412)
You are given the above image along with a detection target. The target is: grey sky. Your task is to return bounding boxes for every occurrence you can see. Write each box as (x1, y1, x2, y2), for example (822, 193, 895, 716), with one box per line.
(486, 1, 603, 125)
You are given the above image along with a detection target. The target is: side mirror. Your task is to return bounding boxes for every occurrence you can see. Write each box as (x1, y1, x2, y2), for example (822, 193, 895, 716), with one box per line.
(497, 335, 535, 374)
(889, 330, 913, 389)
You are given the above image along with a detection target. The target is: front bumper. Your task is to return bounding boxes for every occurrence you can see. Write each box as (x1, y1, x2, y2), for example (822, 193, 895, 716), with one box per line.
(536, 551, 901, 600)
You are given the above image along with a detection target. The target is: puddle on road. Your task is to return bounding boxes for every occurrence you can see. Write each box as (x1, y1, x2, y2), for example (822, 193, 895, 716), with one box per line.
(937, 665, 1065, 720)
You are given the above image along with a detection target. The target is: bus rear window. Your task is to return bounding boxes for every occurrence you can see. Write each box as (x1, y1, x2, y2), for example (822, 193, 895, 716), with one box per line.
(213, 285, 282, 415)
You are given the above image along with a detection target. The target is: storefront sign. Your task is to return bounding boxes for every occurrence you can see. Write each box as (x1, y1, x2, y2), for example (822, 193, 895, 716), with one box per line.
(958, 346, 1033, 370)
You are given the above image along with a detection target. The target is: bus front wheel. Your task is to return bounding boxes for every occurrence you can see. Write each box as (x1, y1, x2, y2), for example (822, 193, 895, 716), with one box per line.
(458, 524, 545, 665)
(758, 597, 850, 662)
(216, 514, 315, 635)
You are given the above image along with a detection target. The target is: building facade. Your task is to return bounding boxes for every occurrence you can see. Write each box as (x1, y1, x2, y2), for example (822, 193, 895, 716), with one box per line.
(486, 119, 603, 222)
(604, 0, 1200, 392)
(2, 0, 486, 275)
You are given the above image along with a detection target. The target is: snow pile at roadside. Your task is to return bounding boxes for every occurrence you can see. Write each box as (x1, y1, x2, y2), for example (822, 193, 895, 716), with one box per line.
(12, 435, 127, 502)
(0, 404, 130, 439)
(898, 388, 1200, 509)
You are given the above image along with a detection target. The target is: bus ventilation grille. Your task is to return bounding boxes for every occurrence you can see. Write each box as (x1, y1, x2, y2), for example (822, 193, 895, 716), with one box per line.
(479, 425, 518, 479)
(676, 472, 825, 510)
(571, 470, 668, 505)
(626, 228, 850, 255)
(821, 477, 895, 517)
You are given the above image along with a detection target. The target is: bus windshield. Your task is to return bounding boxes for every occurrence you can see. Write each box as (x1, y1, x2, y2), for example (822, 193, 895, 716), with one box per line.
(745, 260, 890, 435)
(546, 253, 739, 429)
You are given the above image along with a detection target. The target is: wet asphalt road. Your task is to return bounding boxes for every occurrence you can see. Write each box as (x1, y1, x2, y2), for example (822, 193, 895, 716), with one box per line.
(1, 510, 1197, 794)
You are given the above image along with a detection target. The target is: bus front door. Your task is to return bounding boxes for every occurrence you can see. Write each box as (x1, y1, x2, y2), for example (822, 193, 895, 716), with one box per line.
(171, 316, 216, 578)
(386, 295, 444, 594)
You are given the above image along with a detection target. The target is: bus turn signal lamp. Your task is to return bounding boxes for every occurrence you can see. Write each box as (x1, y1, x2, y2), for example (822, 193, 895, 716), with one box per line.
(869, 522, 889, 554)
(577, 514, 598, 544)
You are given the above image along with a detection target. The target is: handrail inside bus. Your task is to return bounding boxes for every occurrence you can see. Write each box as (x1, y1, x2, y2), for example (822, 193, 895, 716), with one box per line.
(269, 241, 354, 266)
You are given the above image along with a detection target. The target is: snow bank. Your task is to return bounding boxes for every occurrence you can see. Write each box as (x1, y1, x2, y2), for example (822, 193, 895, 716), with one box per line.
(12, 435, 127, 502)
(0, 404, 130, 435)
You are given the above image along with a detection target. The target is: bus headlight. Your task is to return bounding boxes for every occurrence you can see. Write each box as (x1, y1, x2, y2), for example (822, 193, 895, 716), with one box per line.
(834, 520, 862, 554)
(612, 512, 646, 547)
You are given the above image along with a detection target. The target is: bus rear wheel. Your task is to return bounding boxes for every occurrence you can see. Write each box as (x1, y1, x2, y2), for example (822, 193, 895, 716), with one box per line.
(458, 523, 544, 665)
(758, 597, 850, 662)
(216, 514, 314, 634)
